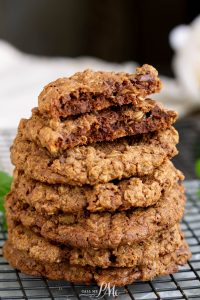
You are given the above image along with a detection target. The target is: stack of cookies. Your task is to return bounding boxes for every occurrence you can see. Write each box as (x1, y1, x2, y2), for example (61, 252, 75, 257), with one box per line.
(4, 65, 191, 286)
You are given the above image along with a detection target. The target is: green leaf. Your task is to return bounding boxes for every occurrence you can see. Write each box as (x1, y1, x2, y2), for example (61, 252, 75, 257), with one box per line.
(0, 171, 12, 191)
(0, 171, 12, 229)
(0, 196, 4, 213)
(195, 159, 200, 178)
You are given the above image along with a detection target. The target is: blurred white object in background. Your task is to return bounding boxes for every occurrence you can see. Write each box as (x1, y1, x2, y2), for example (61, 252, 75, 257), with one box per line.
(156, 15, 200, 114)
(166, 16, 200, 113)
(170, 16, 200, 103)
(0, 40, 136, 129)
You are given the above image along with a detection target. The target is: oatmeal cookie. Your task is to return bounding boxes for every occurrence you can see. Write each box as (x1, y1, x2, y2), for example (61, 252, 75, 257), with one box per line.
(8, 224, 183, 268)
(3, 240, 191, 286)
(38, 65, 161, 119)
(20, 100, 176, 154)
(11, 127, 178, 185)
(11, 160, 183, 214)
(6, 184, 185, 249)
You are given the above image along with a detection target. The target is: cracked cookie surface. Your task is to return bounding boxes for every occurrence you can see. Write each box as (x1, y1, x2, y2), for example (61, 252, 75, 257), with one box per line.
(11, 160, 183, 214)
(3, 240, 191, 286)
(6, 184, 185, 249)
(20, 99, 176, 154)
(38, 65, 161, 119)
(11, 127, 178, 185)
(8, 224, 184, 268)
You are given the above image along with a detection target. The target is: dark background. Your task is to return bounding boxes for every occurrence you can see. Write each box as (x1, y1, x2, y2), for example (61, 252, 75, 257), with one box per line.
(0, 0, 200, 76)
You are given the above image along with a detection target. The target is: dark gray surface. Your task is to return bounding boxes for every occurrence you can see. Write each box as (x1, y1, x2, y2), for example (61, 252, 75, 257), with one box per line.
(0, 0, 194, 75)
(174, 116, 200, 180)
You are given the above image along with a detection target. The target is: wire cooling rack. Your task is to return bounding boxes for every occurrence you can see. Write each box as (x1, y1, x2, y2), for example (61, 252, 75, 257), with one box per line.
(0, 180, 199, 300)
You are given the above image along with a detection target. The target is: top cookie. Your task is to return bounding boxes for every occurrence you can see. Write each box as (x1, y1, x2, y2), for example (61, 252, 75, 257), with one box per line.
(38, 65, 161, 119)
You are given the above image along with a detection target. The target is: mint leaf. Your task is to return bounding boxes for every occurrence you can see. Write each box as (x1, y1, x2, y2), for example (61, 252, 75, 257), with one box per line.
(0, 171, 12, 192)
(0, 171, 12, 229)
(195, 159, 200, 178)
